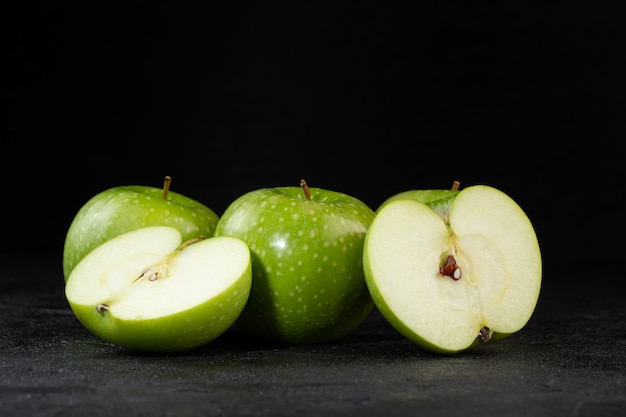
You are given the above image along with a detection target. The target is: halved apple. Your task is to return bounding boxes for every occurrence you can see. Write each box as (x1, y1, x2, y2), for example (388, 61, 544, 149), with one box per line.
(363, 185, 542, 354)
(65, 226, 252, 353)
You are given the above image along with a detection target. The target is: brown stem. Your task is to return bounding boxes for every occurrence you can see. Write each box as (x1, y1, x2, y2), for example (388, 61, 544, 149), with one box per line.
(300, 179, 311, 200)
(162, 175, 172, 199)
(451, 180, 460, 191)
(178, 235, 207, 251)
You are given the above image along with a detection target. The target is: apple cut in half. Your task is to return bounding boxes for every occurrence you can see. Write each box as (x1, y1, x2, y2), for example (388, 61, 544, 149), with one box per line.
(65, 226, 252, 353)
(363, 185, 542, 354)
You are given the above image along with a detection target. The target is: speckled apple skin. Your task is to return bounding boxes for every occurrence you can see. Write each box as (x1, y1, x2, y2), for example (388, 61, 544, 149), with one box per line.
(68, 276, 251, 353)
(214, 186, 376, 344)
(63, 185, 219, 281)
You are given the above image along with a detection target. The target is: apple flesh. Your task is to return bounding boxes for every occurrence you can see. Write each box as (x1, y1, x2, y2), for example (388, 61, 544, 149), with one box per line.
(65, 226, 252, 353)
(364, 184, 542, 354)
(63, 177, 219, 281)
(214, 180, 376, 344)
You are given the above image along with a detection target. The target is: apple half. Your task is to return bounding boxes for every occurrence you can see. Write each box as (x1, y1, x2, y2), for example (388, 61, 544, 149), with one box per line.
(363, 185, 542, 354)
(65, 226, 252, 353)
(62, 176, 220, 282)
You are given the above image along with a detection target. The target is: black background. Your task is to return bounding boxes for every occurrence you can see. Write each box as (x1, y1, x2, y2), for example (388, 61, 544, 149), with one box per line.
(7, 2, 624, 282)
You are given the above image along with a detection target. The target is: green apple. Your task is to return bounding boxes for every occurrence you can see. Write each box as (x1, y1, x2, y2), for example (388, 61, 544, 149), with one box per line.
(213, 179, 376, 344)
(65, 226, 252, 353)
(375, 181, 461, 215)
(363, 184, 542, 354)
(63, 176, 219, 281)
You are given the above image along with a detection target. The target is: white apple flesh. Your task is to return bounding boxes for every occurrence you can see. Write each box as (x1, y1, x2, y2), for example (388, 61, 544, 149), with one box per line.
(63, 177, 220, 281)
(364, 185, 542, 354)
(65, 226, 252, 353)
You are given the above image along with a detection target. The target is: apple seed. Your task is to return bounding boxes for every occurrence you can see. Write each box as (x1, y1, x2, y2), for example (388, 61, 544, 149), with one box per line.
(136, 266, 160, 282)
(96, 303, 109, 314)
(440, 254, 461, 280)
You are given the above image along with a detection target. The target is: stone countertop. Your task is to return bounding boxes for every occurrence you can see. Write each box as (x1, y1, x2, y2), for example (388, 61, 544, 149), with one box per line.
(1, 252, 624, 417)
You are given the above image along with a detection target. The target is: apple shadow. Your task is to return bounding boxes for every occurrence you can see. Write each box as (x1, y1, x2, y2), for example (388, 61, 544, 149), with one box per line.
(109, 308, 507, 362)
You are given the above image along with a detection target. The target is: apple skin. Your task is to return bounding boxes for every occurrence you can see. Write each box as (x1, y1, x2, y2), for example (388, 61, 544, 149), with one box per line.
(213, 183, 376, 344)
(68, 283, 249, 353)
(375, 189, 460, 220)
(63, 184, 219, 281)
(65, 226, 252, 353)
(364, 185, 542, 354)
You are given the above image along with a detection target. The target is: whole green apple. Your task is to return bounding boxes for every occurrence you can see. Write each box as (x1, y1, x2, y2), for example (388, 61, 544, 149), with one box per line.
(364, 183, 542, 354)
(63, 176, 219, 281)
(65, 226, 252, 353)
(213, 180, 376, 344)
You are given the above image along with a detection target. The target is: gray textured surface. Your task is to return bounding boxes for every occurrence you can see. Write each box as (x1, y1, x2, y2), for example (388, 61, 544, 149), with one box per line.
(1, 253, 624, 417)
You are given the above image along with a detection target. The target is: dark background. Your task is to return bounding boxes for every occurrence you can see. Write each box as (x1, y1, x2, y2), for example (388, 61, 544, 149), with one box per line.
(7, 2, 624, 282)
(4, 4, 626, 415)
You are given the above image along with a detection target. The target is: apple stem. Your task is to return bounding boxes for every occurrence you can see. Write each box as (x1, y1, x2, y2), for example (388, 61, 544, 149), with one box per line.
(300, 179, 311, 200)
(451, 180, 460, 191)
(162, 175, 172, 199)
(178, 235, 207, 251)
